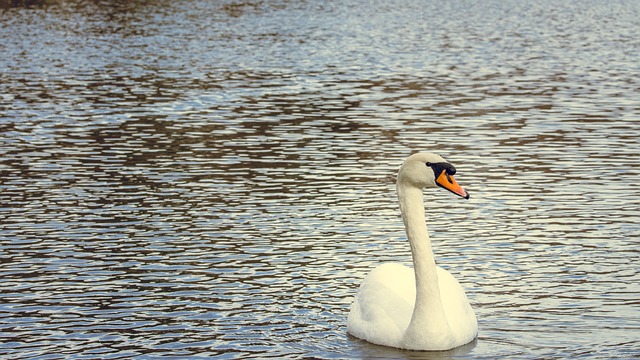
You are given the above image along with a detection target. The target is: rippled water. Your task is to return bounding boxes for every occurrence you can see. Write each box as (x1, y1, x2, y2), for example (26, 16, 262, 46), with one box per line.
(1, 0, 639, 358)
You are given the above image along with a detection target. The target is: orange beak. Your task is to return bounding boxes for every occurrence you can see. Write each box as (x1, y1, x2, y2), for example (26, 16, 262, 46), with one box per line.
(436, 170, 470, 199)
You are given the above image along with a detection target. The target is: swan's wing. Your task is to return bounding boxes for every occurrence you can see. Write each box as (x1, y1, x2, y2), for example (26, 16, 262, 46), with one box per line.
(436, 266, 478, 344)
(347, 263, 415, 347)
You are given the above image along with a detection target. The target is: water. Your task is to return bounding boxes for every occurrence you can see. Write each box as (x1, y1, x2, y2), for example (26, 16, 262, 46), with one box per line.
(1, 0, 639, 358)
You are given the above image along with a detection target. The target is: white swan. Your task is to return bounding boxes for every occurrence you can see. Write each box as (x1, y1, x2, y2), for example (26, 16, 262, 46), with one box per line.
(347, 152, 477, 351)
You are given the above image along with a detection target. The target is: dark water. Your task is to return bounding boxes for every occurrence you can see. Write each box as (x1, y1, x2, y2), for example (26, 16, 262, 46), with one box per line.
(1, 0, 639, 358)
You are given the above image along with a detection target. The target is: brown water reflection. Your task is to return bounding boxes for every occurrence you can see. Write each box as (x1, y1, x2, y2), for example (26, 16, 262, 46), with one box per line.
(1, 0, 640, 358)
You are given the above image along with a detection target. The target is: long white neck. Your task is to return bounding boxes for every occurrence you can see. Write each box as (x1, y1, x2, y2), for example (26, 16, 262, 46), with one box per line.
(397, 183, 453, 349)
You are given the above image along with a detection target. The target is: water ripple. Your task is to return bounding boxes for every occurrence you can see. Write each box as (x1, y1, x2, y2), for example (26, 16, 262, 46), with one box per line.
(2, 0, 640, 359)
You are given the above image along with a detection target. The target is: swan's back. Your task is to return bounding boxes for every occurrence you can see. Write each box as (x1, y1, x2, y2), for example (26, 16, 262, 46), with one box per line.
(347, 263, 477, 349)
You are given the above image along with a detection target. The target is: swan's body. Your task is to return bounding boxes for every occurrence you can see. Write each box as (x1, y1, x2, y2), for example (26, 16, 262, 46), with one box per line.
(347, 153, 477, 351)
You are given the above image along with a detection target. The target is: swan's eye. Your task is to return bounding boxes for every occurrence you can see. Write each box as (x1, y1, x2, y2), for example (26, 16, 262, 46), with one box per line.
(445, 165, 456, 175)
(426, 162, 432, 167)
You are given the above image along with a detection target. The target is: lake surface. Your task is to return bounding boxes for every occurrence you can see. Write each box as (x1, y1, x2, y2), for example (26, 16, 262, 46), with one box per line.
(1, 0, 639, 358)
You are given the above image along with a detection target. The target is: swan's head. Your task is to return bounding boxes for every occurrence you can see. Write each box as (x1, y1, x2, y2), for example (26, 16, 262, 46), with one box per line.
(398, 152, 470, 199)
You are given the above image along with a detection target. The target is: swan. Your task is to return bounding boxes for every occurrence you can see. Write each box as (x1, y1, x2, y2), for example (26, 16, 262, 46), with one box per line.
(347, 152, 477, 351)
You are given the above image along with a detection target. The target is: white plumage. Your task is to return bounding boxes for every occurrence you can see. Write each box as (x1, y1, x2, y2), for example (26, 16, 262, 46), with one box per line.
(347, 153, 477, 351)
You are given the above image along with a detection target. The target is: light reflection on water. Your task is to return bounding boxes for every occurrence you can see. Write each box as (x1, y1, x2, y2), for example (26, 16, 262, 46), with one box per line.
(1, 0, 639, 358)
